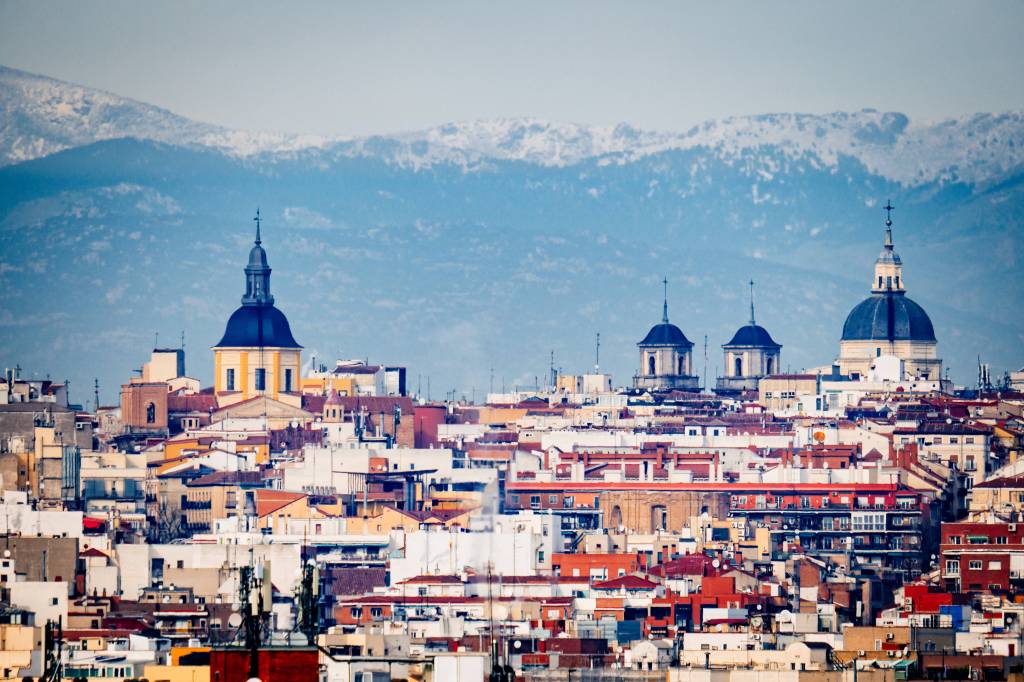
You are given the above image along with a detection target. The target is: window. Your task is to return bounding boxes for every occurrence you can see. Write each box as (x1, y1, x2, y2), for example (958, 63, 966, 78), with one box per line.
(678, 356, 685, 375)
(509, 494, 519, 505)
(350, 607, 362, 619)
(370, 607, 383, 618)
(734, 357, 743, 377)
(146, 402, 156, 424)
(996, 536, 1008, 545)
(766, 358, 774, 375)
(969, 560, 983, 570)
(548, 495, 558, 505)
(876, 347, 881, 357)
(648, 355, 656, 376)
(226, 368, 235, 391)
(966, 437, 976, 444)
(530, 495, 540, 509)
(255, 368, 266, 391)
(284, 368, 292, 392)
(563, 496, 574, 508)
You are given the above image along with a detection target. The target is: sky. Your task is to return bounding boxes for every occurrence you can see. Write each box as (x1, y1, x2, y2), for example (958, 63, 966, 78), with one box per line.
(1, 1, 1023, 137)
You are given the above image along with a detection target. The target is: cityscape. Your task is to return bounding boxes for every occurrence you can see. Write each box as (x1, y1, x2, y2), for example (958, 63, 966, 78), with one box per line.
(1, 3, 1024, 682)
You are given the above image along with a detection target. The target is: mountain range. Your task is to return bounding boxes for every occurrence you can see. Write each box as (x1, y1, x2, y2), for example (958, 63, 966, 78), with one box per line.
(0, 64, 1021, 406)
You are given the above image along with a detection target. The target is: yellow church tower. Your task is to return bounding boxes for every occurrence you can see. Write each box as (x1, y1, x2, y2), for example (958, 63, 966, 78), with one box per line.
(213, 211, 302, 407)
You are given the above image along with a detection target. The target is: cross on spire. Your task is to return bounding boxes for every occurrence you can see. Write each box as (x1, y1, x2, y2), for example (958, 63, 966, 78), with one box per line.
(662, 276, 669, 323)
(749, 279, 756, 326)
(254, 208, 262, 245)
(883, 199, 894, 248)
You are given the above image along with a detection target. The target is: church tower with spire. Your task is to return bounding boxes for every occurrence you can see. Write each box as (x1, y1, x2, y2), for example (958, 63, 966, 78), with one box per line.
(633, 278, 699, 392)
(838, 201, 941, 380)
(716, 280, 782, 395)
(212, 210, 303, 407)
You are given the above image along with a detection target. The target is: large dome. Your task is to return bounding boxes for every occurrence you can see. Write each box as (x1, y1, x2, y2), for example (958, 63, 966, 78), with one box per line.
(214, 304, 302, 349)
(841, 293, 935, 342)
(639, 322, 693, 347)
(725, 323, 780, 348)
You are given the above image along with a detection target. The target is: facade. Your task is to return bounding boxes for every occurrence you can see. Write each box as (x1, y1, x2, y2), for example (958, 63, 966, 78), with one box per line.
(212, 217, 302, 407)
(758, 374, 818, 412)
(940, 521, 1024, 594)
(838, 207, 941, 380)
(633, 282, 699, 392)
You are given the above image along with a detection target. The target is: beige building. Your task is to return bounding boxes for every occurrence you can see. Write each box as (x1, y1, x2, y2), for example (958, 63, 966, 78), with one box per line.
(759, 374, 818, 413)
(213, 218, 302, 407)
(837, 205, 941, 380)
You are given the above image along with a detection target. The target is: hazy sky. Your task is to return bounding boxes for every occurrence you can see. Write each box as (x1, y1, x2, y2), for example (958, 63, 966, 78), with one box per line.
(1, 1, 1023, 136)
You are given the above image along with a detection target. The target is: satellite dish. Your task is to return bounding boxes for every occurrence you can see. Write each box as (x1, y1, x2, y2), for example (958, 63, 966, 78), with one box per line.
(513, 640, 522, 649)
(228, 613, 243, 628)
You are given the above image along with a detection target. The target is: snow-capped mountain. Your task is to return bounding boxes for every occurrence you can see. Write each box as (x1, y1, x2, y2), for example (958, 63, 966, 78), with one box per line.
(0, 65, 328, 164)
(3, 65, 1024, 188)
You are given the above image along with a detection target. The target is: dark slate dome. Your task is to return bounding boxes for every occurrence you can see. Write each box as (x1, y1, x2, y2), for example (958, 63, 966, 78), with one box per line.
(725, 323, 781, 348)
(639, 322, 693, 347)
(214, 305, 302, 349)
(841, 293, 935, 342)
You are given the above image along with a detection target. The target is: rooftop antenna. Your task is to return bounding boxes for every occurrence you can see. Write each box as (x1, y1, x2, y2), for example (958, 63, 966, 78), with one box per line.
(94, 378, 100, 413)
(489, 366, 494, 395)
(154, 331, 159, 349)
(549, 350, 556, 389)
(595, 332, 601, 372)
(180, 330, 186, 375)
(749, 279, 756, 326)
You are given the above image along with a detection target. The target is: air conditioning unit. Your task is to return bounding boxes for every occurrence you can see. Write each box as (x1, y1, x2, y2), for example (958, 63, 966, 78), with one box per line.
(858, 650, 866, 657)
(886, 633, 895, 640)
(1010, 524, 1017, 532)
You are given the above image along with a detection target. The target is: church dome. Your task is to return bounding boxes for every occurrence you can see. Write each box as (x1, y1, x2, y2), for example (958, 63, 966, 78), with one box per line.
(841, 293, 935, 342)
(640, 322, 693, 347)
(215, 304, 302, 349)
(725, 323, 780, 348)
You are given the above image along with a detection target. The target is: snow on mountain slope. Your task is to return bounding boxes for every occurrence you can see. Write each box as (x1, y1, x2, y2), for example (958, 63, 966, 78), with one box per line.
(0, 65, 327, 164)
(2, 64, 1024, 187)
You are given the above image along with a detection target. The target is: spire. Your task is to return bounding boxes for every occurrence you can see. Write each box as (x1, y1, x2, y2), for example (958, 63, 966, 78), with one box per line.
(883, 200, 894, 249)
(662, 277, 669, 323)
(254, 208, 262, 245)
(241, 210, 274, 306)
(749, 279, 756, 326)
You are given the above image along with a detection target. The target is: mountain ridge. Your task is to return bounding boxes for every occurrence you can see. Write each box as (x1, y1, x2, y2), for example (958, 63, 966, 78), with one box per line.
(3, 65, 1024, 188)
